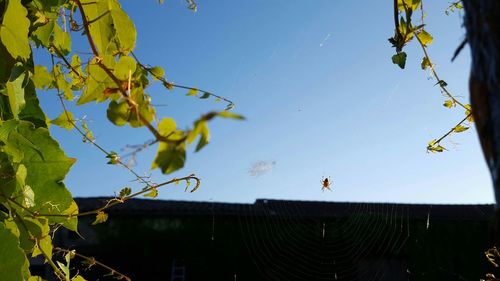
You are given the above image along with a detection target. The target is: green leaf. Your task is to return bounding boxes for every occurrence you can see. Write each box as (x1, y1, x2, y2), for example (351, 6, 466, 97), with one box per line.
(56, 260, 70, 279)
(200, 92, 211, 99)
(114, 56, 136, 81)
(186, 88, 198, 97)
(32, 235, 52, 259)
(0, 120, 75, 224)
(0, 0, 31, 60)
(391, 52, 407, 69)
(60, 200, 79, 231)
(69, 55, 85, 89)
(217, 111, 245, 120)
(0, 221, 28, 281)
(443, 100, 454, 108)
(421, 57, 431, 70)
(417, 30, 433, 46)
(52, 24, 71, 56)
(109, 0, 136, 54)
(436, 80, 448, 87)
(158, 117, 176, 136)
(143, 188, 158, 198)
(106, 151, 120, 164)
(78, 56, 115, 105)
(119, 187, 132, 198)
(22, 184, 35, 208)
(6, 68, 26, 118)
(427, 139, 445, 153)
(18, 79, 48, 128)
(453, 125, 469, 133)
(53, 65, 73, 101)
(33, 66, 53, 90)
(15, 217, 49, 252)
(32, 20, 55, 48)
(152, 142, 186, 174)
(92, 211, 108, 225)
(72, 275, 87, 281)
(106, 100, 129, 126)
(51, 111, 75, 130)
(81, 0, 136, 55)
(187, 120, 210, 152)
(150, 66, 165, 80)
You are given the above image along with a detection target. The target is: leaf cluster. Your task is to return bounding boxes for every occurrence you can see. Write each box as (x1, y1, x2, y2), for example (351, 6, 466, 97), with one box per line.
(0, 0, 238, 280)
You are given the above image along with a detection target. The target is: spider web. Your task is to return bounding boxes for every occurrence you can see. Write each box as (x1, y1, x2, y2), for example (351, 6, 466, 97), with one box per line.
(236, 200, 411, 281)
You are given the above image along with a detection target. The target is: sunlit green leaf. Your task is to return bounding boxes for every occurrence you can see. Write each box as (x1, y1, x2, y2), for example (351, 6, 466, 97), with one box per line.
(143, 188, 158, 198)
(78, 56, 115, 105)
(6, 67, 26, 118)
(150, 66, 165, 80)
(106, 151, 120, 164)
(33, 66, 53, 90)
(51, 111, 75, 130)
(119, 187, 132, 198)
(52, 24, 71, 56)
(158, 118, 176, 136)
(186, 88, 198, 96)
(453, 125, 469, 133)
(32, 235, 52, 259)
(0, 0, 31, 60)
(0, 120, 75, 224)
(417, 30, 433, 46)
(60, 200, 79, 231)
(217, 111, 245, 120)
(114, 56, 136, 81)
(92, 211, 108, 225)
(22, 185, 35, 208)
(443, 100, 454, 108)
(421, 57, 431, 70)
(152, 142, 186, 174)
(32, 20, 55, 48)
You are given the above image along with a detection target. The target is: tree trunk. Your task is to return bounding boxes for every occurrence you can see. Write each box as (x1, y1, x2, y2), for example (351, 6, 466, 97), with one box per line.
(463, 0, 500, 242)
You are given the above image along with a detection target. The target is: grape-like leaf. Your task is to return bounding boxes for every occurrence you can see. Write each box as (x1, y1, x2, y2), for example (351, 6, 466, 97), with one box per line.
(92, 211, 108, 225)
(143, 188, 158, 198)
(391, 52, 407, 69)
(0, 0, 31, 60)
(51, 111, 75, 130)
(0, 221, 28, 281)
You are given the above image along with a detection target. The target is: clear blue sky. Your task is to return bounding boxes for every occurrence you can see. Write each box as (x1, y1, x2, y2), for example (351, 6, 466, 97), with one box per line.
(37, 0, 494, 204)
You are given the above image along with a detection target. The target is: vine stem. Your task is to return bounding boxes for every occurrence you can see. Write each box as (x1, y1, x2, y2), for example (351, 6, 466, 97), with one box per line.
(2, 197, 66, 280)
(8, 175, 200, 218)
(430, 114, 471, 150)
(130, 52, 235, 110)
(54, 247, 132, 281)
(72, 0, 177, 145)
(414, 26, 467, 110)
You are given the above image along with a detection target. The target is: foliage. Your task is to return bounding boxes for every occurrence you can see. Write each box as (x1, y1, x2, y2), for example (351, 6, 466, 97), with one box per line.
(0, 0, 239, 280)
(388, 0, 472, 153)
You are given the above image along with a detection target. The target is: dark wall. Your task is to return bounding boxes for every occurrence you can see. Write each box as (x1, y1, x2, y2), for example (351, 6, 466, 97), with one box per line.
(52, 200, 497, 281)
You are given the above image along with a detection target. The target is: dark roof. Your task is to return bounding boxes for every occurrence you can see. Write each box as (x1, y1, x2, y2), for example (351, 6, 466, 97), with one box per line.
(74, 197, 495, 220)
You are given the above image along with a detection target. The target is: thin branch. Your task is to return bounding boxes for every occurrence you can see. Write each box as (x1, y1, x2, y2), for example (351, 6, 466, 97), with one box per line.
(130, 51, 235, 110)
(427, 114, 471, 152)
(414, 25, 467, 110)
(54, 247, 132, 281)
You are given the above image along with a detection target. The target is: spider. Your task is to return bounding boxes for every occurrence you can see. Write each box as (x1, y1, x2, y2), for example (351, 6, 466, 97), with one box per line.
(321, 176, 332, 192)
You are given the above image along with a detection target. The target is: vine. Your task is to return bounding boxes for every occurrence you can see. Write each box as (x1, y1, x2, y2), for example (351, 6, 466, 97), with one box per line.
(388, 0, 472, 153)
(0, 0, 240, 280)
